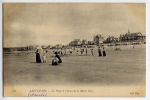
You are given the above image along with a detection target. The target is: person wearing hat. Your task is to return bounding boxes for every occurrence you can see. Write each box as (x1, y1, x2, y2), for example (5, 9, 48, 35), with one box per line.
(35, 48, 42, 63)
(52, 52, 62, 65)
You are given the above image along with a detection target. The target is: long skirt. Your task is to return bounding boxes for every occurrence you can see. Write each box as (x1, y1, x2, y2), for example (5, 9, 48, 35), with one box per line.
(98, 51, 102, 56)
(103, 51, 106, 56)
(36, 53, 41, 63)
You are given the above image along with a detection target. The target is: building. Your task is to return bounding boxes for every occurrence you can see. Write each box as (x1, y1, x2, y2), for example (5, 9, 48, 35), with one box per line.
(3, 47, 29, 52)
(119, 30, 146, 42)
(104, 36, 119, 43)
(93, 34, 104, 45)
(87, 41, 95, 45)
(69, 39, 81, 46)
(55, 44, 63, 49)
(81, 39, 88, 45)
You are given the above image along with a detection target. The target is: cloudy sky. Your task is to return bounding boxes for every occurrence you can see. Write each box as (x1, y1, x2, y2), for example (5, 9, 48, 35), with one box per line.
(4, 3, 146, 47)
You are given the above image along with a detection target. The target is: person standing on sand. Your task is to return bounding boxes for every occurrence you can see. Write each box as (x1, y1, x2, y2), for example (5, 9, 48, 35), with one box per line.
(80, 47, 83, 55)
(91, 48, 94, 56)
(64, 48, 67, 55)
(85, 46, 88, 55)
(35, 48, 42, 63)
(39, 46, 44, 62)
(76, 49, 79, 55)
(102, 47, 106, 56)
(43, 50, 47, 63)
(98, 46, 102, 57)
(133, 44, 135, 48)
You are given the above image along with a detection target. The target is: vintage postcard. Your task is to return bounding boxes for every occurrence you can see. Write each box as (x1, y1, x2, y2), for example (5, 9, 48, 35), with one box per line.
(3, 3, 146, 96)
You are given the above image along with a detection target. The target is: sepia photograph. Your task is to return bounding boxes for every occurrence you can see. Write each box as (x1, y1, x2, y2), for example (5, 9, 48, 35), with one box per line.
(3, 3, 146, 96)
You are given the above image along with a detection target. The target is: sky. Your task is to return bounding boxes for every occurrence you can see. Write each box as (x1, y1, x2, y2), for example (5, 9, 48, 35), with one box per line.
(3, 3, 146, 47)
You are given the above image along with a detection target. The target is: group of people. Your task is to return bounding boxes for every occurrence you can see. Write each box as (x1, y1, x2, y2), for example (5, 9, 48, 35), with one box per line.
(35, 46, 106, 65)
(35, 47, 46, 63)
(71, 46, 106, 57)
(51, 52, 62, 65)
(98, 46, 106, 57)
(35, 46, 62, 65)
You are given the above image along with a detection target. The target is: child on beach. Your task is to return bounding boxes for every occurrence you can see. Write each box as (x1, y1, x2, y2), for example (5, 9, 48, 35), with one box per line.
(52, 56, 59, 65)
(52, 52, 62, 65)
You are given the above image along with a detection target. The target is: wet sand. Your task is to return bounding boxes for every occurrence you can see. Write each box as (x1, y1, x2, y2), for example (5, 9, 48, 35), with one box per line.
(3, 45, 146, 86)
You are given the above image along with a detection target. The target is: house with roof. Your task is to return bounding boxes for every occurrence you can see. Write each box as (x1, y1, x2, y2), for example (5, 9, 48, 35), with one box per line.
(119, 30, 146, 43)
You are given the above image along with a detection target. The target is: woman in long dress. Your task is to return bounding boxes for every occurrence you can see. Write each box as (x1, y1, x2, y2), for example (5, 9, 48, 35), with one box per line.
(98, 46, 102, 56)
(103, 47, 106, 56)
(91, 48, 94, 56)
(43, 50, 47, 63)
(39, 47, 44, 62)
(85, 47, 88, 55)
(35, 49, 41, 63)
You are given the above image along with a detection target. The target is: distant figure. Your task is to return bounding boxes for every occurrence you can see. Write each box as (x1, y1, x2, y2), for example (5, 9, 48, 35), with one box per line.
(55, 52, 62, 63)
(80, 48, 84, 55)
(39, 46, 44, 62)
(70, 51, 72, 54)
(60, 48, 63, 55)
(35, 49, 42, 63)
(133, 45, 135, 48)
(69, 48, 73, 54)
(103, 47, 106, 56)
(58, 51, 60, 55)
(85, 47, 88, 55)
(115, 47, 121, 51)
(52, 57, 59, 65)
(91, 48, 94, 56)
(76, 50, 79, 55)
(64, 48, 67, 55)
(43, 50, 47, 63)
(98, 47, 102, 57)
